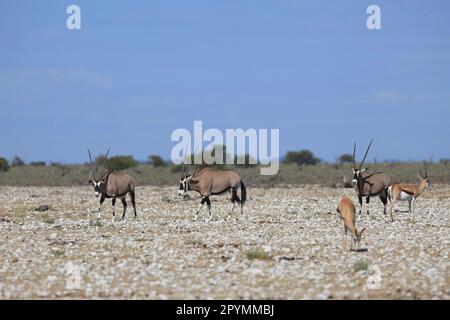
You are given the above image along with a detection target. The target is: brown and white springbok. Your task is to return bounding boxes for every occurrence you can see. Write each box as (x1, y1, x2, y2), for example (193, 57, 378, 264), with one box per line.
(387, 168, 431, 221)
(336, 197, 367, 251)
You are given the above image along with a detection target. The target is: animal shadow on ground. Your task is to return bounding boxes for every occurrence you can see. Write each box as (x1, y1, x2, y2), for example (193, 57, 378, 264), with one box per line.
(351, 248, 368, 253)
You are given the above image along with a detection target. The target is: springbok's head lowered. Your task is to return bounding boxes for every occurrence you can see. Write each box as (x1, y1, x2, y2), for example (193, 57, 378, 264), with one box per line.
(352, 139, 374, 185)
(87, 148, 110, 197)
(353, 227, 367, 250)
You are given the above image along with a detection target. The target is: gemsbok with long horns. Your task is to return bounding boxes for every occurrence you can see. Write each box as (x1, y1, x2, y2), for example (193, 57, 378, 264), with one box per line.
(387, 167, 431, 222)
(178, 166, 247, 221)
(337, 197, 366, 251)
(352, 139, 391, 217)
(88, 148, 137, 222)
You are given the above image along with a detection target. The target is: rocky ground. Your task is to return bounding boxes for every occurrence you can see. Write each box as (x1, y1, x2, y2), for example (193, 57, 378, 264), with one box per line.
(0, 185, 448, 299)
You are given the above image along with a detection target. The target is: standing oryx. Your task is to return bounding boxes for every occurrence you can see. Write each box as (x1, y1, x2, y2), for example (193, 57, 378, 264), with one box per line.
(88, 148, 137, 222)
(352, 139, 391, 217)
(387, 167, 431, 221)
(178, 166, 247, 221)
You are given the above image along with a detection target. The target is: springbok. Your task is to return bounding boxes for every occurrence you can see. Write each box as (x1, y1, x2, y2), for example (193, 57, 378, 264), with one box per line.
(336, 197, 367, 251)
(178, 166, 247, 221)
(387, 167, 431, 221)
(87, 148, 137, 222)
(352, 139, 391, 217)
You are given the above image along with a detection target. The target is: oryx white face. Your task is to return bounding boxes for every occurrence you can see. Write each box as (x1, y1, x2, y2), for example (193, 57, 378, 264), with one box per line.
(89, 180, 104, 197)
(352, 168, 368, 185)
(178, 177, 188, 196)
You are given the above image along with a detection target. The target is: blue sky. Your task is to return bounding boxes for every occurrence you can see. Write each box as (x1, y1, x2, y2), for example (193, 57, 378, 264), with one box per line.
(1, 0, 449, 163)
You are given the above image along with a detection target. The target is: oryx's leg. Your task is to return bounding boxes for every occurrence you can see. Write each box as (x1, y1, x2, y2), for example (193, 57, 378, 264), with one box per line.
(366, 197, 370, 215)
(97, 196, 105, 219)
(227, 189, 236, 221)
(130, 190, 137, 220)
(120, 197, 127, 221)
(111, 197, 116, 222)
(205, 197, 212, 222)
(379, 190, 388, 218)
(195, 196, 207, 221)
(358, 196, 363, 215)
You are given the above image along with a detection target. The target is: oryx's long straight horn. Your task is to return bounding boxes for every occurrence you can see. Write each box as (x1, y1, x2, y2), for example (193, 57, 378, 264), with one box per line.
(87, 148, 94, 165)
(359, 138, 374, 169)
(104, 148, 110, 161)
(87, 148, 96, 179)
(353, 142, 357, 167)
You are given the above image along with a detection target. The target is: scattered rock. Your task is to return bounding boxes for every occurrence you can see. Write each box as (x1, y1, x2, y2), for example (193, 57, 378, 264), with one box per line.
(35, 205, 50, 212)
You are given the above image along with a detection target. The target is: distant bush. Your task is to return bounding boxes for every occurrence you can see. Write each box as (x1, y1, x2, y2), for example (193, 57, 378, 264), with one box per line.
(11, 156, 25, 167)
(440, 158, 450, 167)
(29, 161, 46, 167)
(0, 157, 10, 172)
(339, 153, 354, 164)
(148, 155, 167, 167)
(105, 155, 138, 171)
(283, 150, 321, 166)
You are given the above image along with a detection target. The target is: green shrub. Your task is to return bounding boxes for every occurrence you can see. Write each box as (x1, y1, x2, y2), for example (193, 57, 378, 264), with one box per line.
(245, 249, 271, 260)
(339, 153, 354, 164)
(105, 156, 138, 171)
(353, 260, 369, 272)
(148, 155, 167, 167)
(0, 157, 10, 172)
(283, 150, 321, 166)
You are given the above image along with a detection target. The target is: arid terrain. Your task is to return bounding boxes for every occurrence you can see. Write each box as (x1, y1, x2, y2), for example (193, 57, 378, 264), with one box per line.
(0, 185, 448, 299)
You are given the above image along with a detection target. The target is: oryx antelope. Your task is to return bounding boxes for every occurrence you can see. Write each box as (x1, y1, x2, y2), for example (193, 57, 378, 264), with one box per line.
(352, 139, 391, 217)
(387, 167, 431, 221)
(88, 148, 137, 222)
(178, 166, 247, 221)
(336, 197, 366, 251)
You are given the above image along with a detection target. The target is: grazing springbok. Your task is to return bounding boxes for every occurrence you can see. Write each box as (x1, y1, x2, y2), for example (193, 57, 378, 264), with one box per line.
(387, 167, 431, 221)
(336, 197, 367, 251)
(178, 166, 247, 221)
(87, 148, 137, 222)
(352, 139, 391, 217)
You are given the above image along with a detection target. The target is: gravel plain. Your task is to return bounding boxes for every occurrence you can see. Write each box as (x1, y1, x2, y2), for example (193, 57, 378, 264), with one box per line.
(0, 185, 448, 299)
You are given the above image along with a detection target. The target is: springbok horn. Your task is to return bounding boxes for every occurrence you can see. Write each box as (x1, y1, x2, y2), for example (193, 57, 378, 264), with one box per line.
(359, 138, 374, 170)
